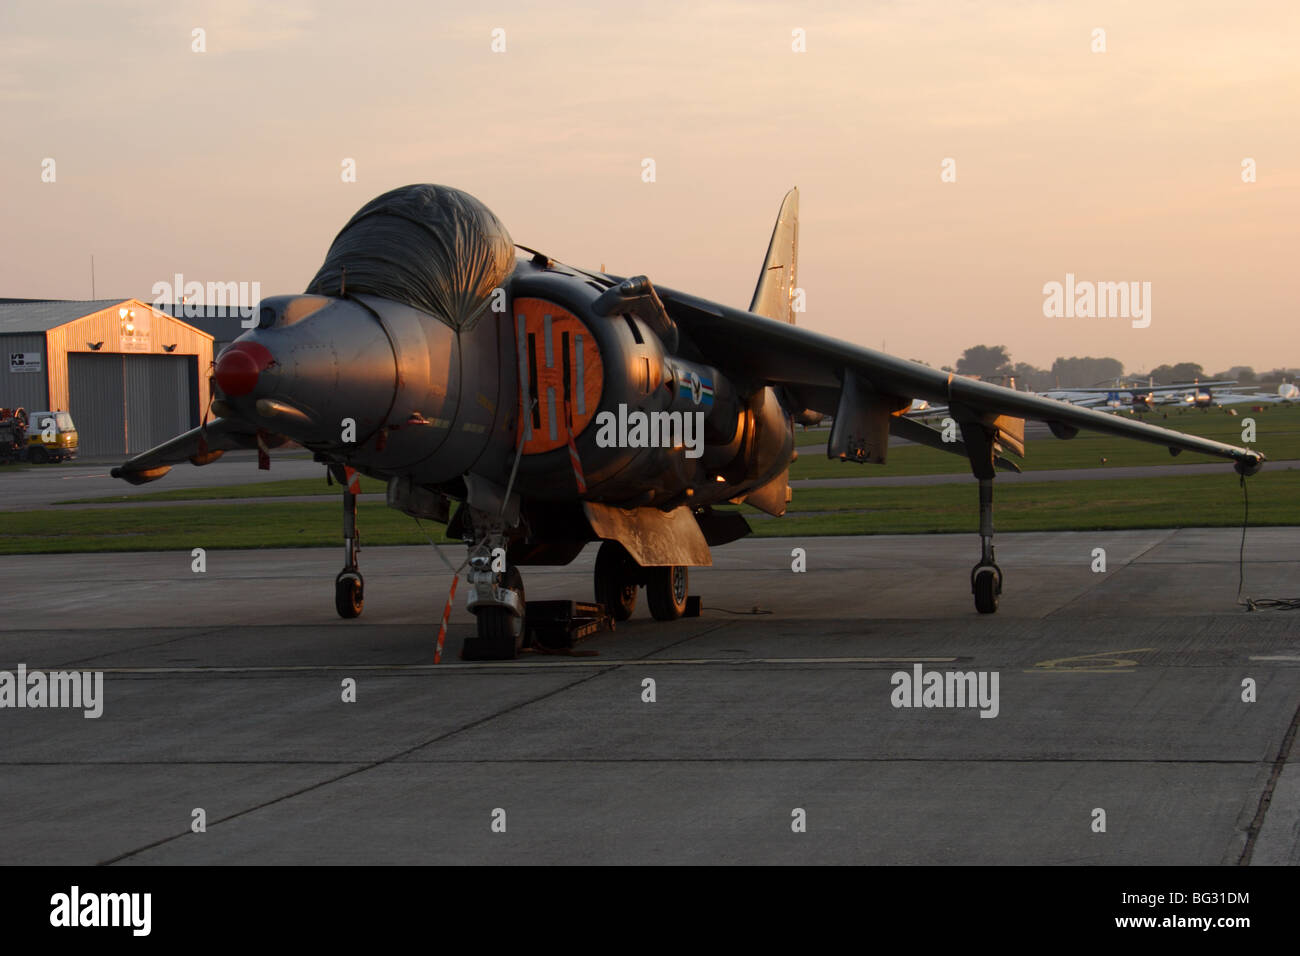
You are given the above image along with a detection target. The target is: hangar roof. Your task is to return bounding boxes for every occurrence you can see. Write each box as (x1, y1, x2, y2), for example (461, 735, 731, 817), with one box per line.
(0, 299, 137, 334)
(0, 300, 216, 341)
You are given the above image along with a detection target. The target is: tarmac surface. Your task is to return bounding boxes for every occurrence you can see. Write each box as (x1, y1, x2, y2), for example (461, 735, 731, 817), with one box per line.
(2, 530, 1298, 865)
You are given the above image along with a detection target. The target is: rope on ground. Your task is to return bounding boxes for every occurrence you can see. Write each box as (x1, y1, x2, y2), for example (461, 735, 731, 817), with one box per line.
(1236, 475, 1300, 611)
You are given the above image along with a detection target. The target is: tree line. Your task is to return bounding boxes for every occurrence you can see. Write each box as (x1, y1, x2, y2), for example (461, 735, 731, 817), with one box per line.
(924, 345, 1298, 390)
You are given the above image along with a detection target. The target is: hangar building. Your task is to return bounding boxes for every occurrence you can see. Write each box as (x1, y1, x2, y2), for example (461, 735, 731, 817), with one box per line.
(0, 299, 213, 458)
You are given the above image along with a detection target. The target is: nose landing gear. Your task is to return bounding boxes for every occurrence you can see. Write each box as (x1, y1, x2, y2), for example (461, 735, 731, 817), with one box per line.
(462, 507, 528, 661)
(464, 564, 526, 660)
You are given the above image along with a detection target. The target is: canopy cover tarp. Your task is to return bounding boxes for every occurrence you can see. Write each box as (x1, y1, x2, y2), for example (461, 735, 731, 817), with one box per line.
(307, 184, 514, 329)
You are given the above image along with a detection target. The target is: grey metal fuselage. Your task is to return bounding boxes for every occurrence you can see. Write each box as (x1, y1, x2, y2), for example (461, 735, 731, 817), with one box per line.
(213, 256, 793, 523)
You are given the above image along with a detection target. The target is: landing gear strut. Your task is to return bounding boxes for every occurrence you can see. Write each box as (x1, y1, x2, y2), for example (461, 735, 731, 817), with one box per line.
(970, 477, 1001, 614)
(957, 416, 1005, 615)
(334, 470, 363, 618)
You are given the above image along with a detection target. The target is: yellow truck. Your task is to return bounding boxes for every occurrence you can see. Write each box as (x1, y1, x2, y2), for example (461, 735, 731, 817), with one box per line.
(18, 409, 79, 463)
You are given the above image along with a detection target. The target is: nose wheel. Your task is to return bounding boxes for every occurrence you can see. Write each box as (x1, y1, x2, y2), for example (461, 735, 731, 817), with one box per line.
(464, 565, 527, 660)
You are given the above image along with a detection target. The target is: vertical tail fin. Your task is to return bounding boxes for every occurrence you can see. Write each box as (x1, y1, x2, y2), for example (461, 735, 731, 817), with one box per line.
(749, 187, 799, 324)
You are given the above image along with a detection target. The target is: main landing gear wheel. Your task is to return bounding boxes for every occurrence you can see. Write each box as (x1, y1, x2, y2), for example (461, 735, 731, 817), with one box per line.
(335, 571, 364, 618)
(465, 566, 526, 661)
(594, 540, 639, 621)
(972, 564, 1001, 615)
(647, 565, 689, 621)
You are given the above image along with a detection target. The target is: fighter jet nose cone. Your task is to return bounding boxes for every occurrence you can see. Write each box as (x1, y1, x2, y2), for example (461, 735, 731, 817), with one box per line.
(215, 341, 274, 397)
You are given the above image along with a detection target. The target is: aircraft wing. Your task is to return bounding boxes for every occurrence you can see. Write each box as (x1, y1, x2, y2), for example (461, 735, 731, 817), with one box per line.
(110, 417, 277, 485)
(1056, 394, 1110, 407)
(659, 288, 1265, 474)
(1213, 392, 1280, 406)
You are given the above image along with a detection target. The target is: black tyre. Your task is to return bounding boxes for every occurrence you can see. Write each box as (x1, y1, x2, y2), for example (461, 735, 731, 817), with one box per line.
(465, 565, 525, 660)
(647, 565, 689, 621)
(28, 446, 48, 464)
(335, 573, 364, 618)
(973, 567, 999, 614)
(594, 540, 639, 621)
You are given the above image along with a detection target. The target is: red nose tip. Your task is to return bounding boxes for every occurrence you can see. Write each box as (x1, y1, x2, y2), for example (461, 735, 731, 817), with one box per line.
(214, 342, 274, 397)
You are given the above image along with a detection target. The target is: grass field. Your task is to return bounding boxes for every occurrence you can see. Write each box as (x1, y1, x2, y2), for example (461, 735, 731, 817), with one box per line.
(5, 469, 1294, 554)
(0, 501, 452, 554)
(744, 470, 1297, 536)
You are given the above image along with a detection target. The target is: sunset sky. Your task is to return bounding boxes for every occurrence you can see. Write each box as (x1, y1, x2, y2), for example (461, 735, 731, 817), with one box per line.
(2, 0, 1296, 374)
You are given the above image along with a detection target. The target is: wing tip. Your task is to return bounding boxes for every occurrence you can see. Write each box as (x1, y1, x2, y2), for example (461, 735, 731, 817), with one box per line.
(111, 465, 171, 485)
(1235, 453, 1265, 477)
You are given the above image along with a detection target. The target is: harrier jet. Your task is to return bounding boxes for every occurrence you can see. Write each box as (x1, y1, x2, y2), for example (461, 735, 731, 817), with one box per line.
(113, 185, 1264, 658)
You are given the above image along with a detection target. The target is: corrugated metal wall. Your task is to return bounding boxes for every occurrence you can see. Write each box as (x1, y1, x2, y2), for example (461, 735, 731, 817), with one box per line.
(67, 353, 197, 456)
(124, 354, 195, 452)
(0, 333, 50, 411)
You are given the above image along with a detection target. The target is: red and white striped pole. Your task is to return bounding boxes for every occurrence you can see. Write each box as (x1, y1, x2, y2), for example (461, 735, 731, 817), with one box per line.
(434, 574, 459, 664)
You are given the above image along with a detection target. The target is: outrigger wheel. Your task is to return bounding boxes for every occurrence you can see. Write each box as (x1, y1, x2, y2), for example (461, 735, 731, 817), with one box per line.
(647, 565, 689, 621)
(971, 563, 1001, 615)
(335, 570, 364, 619)
(594, 540, 639, 621)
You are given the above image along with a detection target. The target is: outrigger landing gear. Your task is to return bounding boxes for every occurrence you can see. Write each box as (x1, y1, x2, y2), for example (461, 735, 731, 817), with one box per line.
(957, 414, 1011, 615)
(462, 506, 527, 661)
(970, 477, 1002, 615)
(334, 467, 363, 619)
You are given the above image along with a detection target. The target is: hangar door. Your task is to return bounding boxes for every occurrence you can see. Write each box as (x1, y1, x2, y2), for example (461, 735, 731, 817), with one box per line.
(67, 353, 199, 457)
